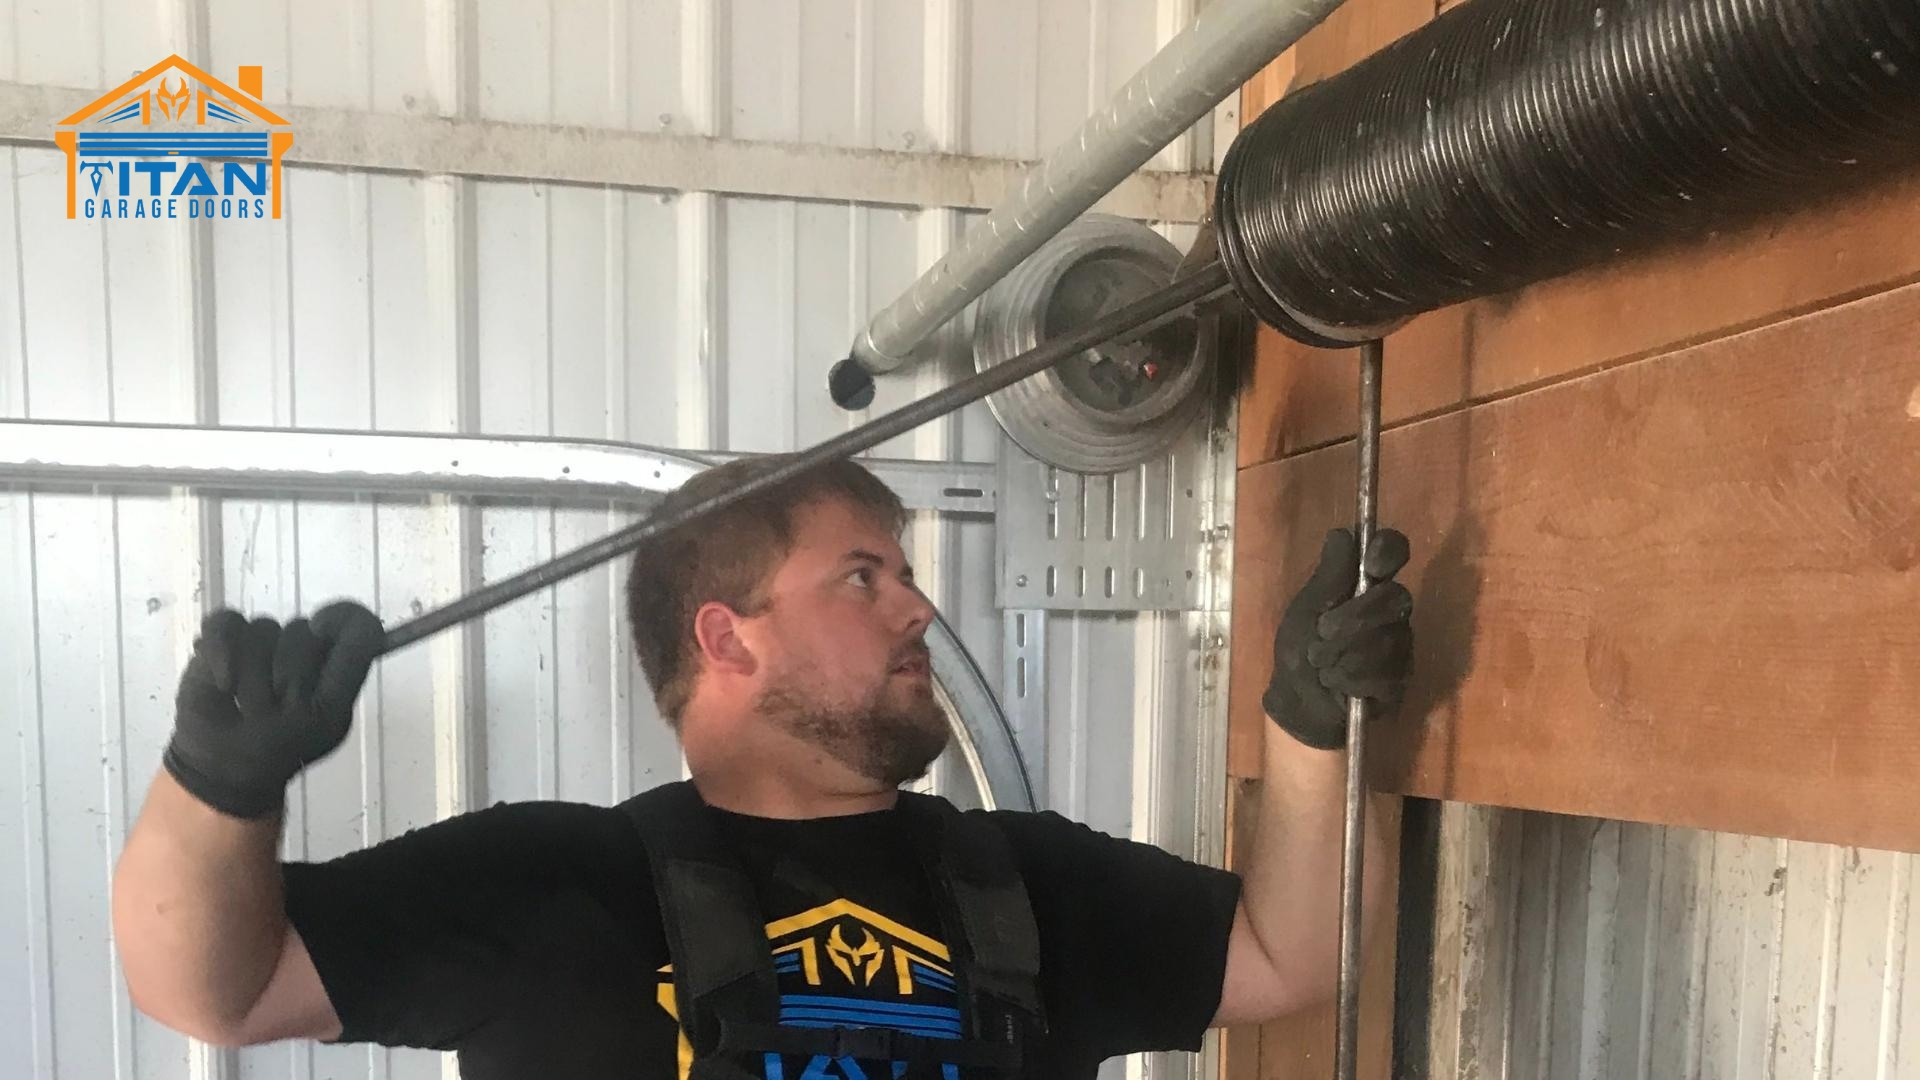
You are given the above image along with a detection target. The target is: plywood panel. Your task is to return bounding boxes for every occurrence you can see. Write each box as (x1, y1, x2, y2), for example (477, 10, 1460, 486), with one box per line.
(1230, 282, 1920, 852)
(1239, 53, 1295, 125)
(1237, 153, 1920, 468)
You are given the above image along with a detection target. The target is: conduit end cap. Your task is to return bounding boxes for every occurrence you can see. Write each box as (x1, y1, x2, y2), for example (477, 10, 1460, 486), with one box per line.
(827, 357, 877, 411)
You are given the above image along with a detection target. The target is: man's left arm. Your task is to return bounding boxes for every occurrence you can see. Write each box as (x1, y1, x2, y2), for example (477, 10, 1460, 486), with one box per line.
(1212, 527, 1413, 1027)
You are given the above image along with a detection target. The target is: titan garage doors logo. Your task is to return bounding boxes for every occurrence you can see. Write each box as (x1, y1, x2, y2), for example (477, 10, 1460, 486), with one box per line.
(54, 55, 294, 221)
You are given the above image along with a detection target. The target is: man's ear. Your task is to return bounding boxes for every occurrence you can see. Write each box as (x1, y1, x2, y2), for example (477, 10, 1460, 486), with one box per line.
(692, 601, 757, 676)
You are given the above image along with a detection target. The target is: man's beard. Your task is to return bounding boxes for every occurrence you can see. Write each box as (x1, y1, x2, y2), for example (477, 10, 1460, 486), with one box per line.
(752, 655, 950, 787)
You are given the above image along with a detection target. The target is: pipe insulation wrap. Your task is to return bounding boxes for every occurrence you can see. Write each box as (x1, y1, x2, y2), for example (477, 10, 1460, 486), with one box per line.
(1216, 0, 1920, 344)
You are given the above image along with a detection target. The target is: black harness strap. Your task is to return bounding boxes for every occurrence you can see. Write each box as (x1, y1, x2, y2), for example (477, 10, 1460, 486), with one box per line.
(625, 782, 1044, 1078)
(897, 792, 1047, 1056)
(624, 782, 785, 1077)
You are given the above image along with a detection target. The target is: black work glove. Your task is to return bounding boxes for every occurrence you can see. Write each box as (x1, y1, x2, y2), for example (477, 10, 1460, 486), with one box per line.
(163, 601, 385, 818)
(1262, 528, 1413, 750)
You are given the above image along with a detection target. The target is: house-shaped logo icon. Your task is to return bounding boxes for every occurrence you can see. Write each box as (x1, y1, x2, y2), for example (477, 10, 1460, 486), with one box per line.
(54, 55, 294, 221)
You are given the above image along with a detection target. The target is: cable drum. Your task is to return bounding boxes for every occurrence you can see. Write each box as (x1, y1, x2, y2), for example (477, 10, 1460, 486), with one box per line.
(973, 216, 1214, 473)
(1215, 0, 1920, 345)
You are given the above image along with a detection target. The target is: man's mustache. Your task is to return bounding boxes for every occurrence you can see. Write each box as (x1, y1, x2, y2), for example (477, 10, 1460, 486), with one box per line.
(889, 641, 931, 669)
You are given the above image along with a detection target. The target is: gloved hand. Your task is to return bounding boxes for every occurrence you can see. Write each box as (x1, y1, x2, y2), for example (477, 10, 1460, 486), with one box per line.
(164, 601, 385, 818)
(1262, 528, 1414, 750)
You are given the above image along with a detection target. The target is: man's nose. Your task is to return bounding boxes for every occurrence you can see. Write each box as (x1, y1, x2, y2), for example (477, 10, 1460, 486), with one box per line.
(891, 580, 936, 634)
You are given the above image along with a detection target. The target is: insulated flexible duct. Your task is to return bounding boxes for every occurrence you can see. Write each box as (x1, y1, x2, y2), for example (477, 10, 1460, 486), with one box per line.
(1215, 0, 1920, 346)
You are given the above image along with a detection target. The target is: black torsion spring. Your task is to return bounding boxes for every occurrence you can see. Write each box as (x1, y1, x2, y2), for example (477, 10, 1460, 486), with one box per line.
(1215, 0, 1920, 347)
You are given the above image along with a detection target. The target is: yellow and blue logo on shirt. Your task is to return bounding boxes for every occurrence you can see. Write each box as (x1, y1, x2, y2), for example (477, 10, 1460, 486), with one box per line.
(658, 898, 963, 1080)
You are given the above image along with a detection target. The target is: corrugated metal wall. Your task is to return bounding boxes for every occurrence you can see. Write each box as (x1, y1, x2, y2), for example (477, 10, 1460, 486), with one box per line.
(1422, 804, 1918, 1079)
(0, 3, 1219, 1079)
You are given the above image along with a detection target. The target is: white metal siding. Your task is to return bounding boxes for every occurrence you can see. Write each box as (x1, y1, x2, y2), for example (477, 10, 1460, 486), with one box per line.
(0, 2, 1220, 1079)
(1424, 804, 1918, 1080)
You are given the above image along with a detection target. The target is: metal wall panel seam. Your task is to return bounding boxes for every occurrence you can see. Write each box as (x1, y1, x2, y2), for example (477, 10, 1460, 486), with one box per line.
(95, 129, 141, 1080)
(1778, 837, 1829, 1073)
(427, 145, 485, 818)
(1491, 812, 1522, 1077)
(677, 0, 724, 456)
(542, 165, 561, 804)
(103, 470, 140, 1080)
(1761, 837, 1790, 1080)
(1, 149, 56, 1069)
(1127, 608, 1165, 849)
(1640, 827, 1676, 1078)
(1827, 845, 1896, 1076)
(910, 0, 966, 802)
(0, 0, 15, 78)
(1537, 819, 1567, 1075)
(1055, 615, 1088, 825)
(354, 170, 389, 866)
(1676, 831, 1711, 1078)
(1811, 844, 1842, 1075)
(1421, 803, 1460, 1078)
(675, 0, 721, 786)
(10, 491, 56, 1080)
(1890, 852, 1915, 1077)
(0, 142, 39, 1080)
(780, 200, 800, 451)
(1721, 838, 1763, 1079)
(852, 0, 876, 150)
(1632, 827, 1664, 1080)
(430, 174, 478, 819)
(182, 105, 235, 1076)
(428, 115, 479, 1068)
(603, 1, 635, 805)
(1586, 822, 1623, 1079)
(1885, 853, 1914, 1076)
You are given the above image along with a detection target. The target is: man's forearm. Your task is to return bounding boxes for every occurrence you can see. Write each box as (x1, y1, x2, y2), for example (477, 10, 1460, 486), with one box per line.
(1237, 720, 1391, 1003)
(112, 770, 289, 1039)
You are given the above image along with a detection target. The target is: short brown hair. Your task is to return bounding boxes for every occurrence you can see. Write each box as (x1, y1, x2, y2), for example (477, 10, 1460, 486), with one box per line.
(625, 455, 908, 725)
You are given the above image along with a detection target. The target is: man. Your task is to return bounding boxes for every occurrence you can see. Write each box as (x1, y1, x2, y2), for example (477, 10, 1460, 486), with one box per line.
(113, 455, 1412, 1079)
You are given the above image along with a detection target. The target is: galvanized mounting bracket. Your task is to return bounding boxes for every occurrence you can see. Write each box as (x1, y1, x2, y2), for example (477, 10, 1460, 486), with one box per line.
(993, 421, 1221, 613)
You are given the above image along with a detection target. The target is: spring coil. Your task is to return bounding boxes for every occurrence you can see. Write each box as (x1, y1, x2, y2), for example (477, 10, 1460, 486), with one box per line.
(1215, 0, 1920, 346)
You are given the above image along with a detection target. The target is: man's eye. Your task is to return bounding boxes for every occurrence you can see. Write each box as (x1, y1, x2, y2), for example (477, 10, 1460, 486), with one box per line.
(847, 568, 874, 588)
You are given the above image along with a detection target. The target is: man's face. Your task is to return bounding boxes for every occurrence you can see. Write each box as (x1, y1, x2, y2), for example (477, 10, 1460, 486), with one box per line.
(744, 495, 946, 786)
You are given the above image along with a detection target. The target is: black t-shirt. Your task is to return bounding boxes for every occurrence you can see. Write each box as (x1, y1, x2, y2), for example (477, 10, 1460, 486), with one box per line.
(283, 793, 1241, 1079)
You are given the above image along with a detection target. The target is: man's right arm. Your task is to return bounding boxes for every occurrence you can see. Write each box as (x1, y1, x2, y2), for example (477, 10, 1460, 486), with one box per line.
(112, 770, 341, 1045)
(111, 603, 382, 1046)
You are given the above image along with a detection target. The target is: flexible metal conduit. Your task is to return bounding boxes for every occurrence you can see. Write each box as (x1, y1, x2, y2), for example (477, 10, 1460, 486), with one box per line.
(826, 0, 1348, 409)
(1215, 0, 1920, 346)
